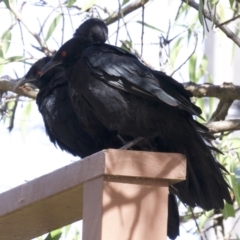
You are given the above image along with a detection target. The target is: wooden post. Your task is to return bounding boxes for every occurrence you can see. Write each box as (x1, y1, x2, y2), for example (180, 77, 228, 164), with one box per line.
(0, 149, 186, 240)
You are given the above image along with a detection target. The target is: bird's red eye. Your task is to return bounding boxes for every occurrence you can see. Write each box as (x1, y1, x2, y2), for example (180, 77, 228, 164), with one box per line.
(61, 51, 67, 57)
(36, 70, 41, 76)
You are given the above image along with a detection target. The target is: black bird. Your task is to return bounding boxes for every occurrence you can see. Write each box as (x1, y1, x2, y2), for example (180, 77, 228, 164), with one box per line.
(41, 35, 232, 214)
(73, 18, 108, 42)
(17, 18, 123, 157)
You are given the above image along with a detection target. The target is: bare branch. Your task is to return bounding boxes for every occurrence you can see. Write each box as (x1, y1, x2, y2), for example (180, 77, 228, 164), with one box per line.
(216, 15, 240, 28)
(206, 120, 240, 133)
(105, 0, 150, 25)
(171, 32, 198, 76)
(0, 76, 37, 99)
(184, 82, 240, 100)
(209, 100, 233, 122)
(94, 3, 114, 16)
(120, 137, 144, 150)
(182, 0, 240, 47)
(7, 1, 51, 55)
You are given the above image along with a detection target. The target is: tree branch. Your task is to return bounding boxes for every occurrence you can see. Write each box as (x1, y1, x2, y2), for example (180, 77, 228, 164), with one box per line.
(0, 76, 37, 99)
(6, 1, 51, 55)
(1, 76, 240, 134)
(184, 82, 240, 100)
(105, 0, 150, 25)
(182, 0, 240, 47)
(216, 15, 240, 28)
(209, 100, 233, 122)
(206, 120, 240, 133)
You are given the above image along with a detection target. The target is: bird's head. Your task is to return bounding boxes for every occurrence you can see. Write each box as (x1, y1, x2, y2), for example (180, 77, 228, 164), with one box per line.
(40, 19, 108, 77)
(16, 56, 51, 89)
(40, 37, 91, 77)
(74, 18, 108, 43)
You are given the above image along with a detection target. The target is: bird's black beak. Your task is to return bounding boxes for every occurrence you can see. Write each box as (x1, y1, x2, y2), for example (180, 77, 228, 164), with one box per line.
(14, 76, 37, 91)
(40, 59, 62, 77)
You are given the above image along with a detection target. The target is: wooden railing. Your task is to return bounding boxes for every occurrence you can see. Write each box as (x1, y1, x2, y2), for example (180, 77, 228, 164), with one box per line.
(0, 149, 186, 240)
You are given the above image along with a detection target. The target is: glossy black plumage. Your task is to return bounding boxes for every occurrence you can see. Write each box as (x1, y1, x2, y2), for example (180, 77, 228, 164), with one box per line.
(18, 19, 123, 157)
(41, 35, 232, 214)
(73, 18, 108, 43)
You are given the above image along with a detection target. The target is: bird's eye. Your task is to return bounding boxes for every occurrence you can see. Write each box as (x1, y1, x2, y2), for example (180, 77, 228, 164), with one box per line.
(61, 51, 67, 57)
(36, 70, 41, 76)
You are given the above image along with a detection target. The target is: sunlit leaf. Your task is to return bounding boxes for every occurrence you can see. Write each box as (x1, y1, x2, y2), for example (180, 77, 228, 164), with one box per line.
(136, 21, 164, 32)
(122, 0, 129, 6)
(66, 0, 77, 7)
(189, 54, 197, 82)
(0, 49, 4, 59)
(0, 52, 4, 74)
(198, 0, 205, 37)
(1, 29, 12, 56)
(207, 73, 213, 84)
(208, 97, 215, 118)
(175, 3, 190, 21)
(44, 228, 62, 240)
(3, 0, 10, 9)
(81, 0, 97, 12)
(120, 39, 133, 52)
(196, 98, 206, 121)
(0, 56, 24, 65)
(229, 0, 234, 8)
(223, 202, 235, 219)
(198, 0, 204, 26)
(209, 0, 219, 8)
(45, 14, 62, 42)
(63, 225, 72, 238)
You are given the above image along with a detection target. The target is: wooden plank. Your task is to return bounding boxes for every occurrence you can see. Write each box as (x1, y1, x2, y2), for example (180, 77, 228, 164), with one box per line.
(0, 149, 186, 239)
(104, 149, 186, 183)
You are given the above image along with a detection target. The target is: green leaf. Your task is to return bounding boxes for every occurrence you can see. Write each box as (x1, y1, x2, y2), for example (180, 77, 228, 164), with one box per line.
(63, 225, 71, 238)
(0, 48, 4, 59)
(196, 98, 206, 121)
(223, 201, 235, 219)
(44, 228, 62, 240)
(66, 0, 77, 7)
(3, 0, 10, 9)
(136, 21, 164, 33)
(229, 0, 234, 8)
(0, 51, 4, 74)
(189, 54, 197, 82)
(198, 0, 205, 37)
(45, 14, 62, 42)
(195, 55, 208, 82)
(81, 0, 97, 12)
(122, 0, 130, 6)
(209, 0, 219, 8)
(198, 0, 204, 26)
(0, 55, 24, 65)
(120, 40, 133, 52)
(175, 3, 190, 21)
(1, 29, 12, 56)
(208, 97, 215, 118)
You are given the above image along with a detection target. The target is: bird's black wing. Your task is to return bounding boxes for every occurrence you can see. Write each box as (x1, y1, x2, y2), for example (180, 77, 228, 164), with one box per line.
(83, 43, 201, 117)
(37, 69, 105, 157)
